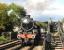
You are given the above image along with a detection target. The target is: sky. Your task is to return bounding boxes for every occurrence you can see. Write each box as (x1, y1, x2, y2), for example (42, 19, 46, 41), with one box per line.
(0, 0, 64, 22)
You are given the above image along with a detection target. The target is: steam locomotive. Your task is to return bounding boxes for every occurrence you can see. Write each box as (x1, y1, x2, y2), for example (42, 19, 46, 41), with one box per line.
(17, 15, 43, 45)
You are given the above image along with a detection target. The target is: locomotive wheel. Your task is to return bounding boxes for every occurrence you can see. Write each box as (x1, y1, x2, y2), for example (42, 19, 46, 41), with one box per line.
(22, 39, 34, 46)
(22, 42, 27, 46)
(21, 38, 29, 46)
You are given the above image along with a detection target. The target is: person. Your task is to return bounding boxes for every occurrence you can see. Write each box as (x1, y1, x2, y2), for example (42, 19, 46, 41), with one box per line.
(45, 33, 51, 50)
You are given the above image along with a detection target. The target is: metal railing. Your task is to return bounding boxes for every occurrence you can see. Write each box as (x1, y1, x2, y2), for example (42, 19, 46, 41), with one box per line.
(58, 22, 64, 48)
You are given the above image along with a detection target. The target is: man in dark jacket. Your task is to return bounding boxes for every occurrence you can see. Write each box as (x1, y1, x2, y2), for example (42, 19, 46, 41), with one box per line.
(45, 33, 51, 50)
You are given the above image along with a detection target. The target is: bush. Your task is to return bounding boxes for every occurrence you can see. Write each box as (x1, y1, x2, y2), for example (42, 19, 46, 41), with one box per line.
(0, 36, 7, 41)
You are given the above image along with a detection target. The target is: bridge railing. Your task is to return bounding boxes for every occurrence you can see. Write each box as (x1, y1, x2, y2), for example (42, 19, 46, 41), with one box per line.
(58, 22, 64, 48)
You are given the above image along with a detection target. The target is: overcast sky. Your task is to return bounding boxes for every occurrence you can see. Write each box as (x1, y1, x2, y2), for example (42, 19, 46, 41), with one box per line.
(0, 0, 64, 22)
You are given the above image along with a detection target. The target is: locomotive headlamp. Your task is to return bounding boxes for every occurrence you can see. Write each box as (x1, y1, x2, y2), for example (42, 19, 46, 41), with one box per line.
(23, 19, 29, 23)
(22, 18, 30, 24)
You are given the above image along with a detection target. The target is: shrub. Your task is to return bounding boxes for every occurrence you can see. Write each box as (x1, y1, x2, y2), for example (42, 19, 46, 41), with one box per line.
(0, 36, 7, 41)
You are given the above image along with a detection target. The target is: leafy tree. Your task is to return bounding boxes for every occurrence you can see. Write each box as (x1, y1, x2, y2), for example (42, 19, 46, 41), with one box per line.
(7, 3, 26, 26)
(8, 3, 26, 17)
(0, 3, 8, 29)
(0, 3, 7, 10)
(36, 22, 47, 27)
(0, 3, 26, 32)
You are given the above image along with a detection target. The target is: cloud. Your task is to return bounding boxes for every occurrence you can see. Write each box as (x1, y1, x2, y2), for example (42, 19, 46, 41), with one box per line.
(24, 0, 54, 15)
(14, 0, 64, 21)
(0, 0, 64, 21)
(42, 0, 64, 16)
(24, 0, 64, 19)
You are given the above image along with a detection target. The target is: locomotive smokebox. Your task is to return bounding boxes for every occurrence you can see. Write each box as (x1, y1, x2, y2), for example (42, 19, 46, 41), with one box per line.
(21, 15, 33, 31)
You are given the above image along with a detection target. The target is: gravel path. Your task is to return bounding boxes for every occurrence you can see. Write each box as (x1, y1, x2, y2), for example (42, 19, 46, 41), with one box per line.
(33, 46, 43, 50)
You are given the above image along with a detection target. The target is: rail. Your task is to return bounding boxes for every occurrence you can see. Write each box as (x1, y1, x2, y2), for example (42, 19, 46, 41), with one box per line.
(58, 22, 64, 48)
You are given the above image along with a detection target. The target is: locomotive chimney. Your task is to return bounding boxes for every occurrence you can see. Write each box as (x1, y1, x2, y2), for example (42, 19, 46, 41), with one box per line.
(26, 15, 30, 18)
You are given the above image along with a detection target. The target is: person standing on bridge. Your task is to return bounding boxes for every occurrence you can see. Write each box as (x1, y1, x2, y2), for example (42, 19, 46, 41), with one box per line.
(45, 33, 51, 50)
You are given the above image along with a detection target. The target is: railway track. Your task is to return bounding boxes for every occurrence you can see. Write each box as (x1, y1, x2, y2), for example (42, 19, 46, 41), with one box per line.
(6, 45, 43, 50)
(0, 40, 21, 50)
(0, 40, 43, 50)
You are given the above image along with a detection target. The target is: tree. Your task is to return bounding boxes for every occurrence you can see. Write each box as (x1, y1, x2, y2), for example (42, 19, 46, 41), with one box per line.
(0, 3, 26, 32)
(0, 3, 8, 29)
(36, 22, 47, 27)
(5, 3, 26, 31)
(7, 3, 26, 26)
(8, 3, 26, 17)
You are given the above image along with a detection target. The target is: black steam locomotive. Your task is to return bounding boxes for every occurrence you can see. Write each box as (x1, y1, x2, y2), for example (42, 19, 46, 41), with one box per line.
(17, 15, 43, 45)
